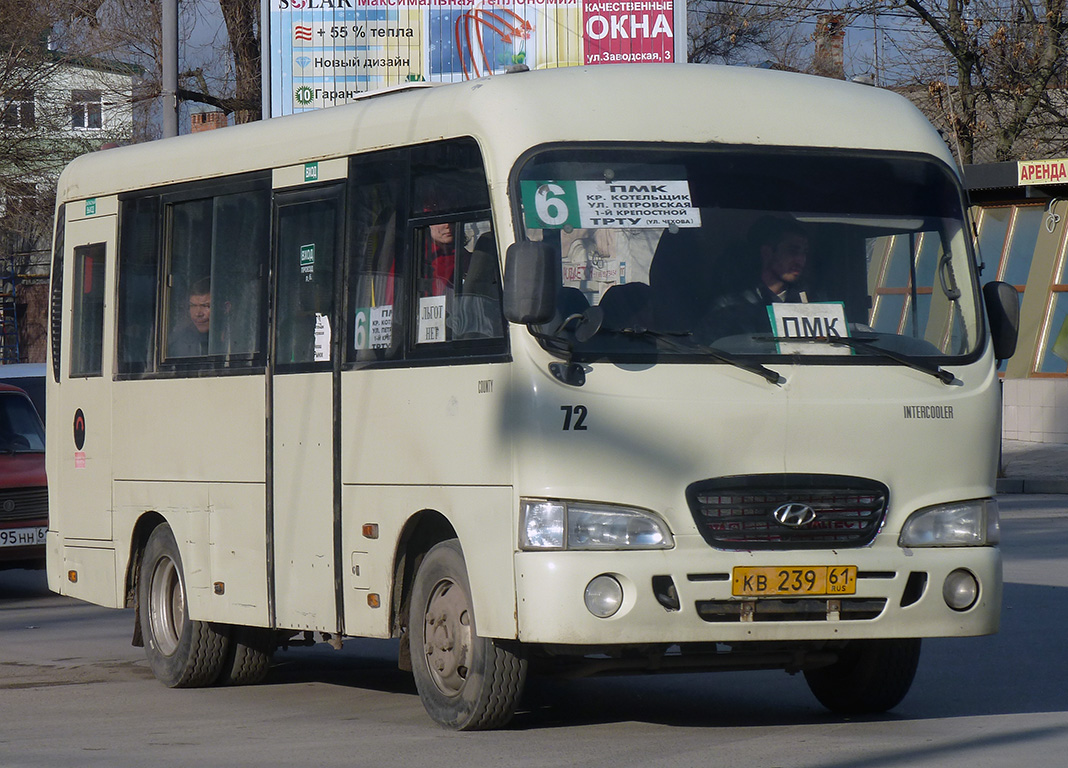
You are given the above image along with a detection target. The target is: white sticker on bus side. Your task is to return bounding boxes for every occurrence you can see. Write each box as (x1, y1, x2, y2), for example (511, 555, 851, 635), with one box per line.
(417, 295, 447, 344)
(314, 313, 331, 361)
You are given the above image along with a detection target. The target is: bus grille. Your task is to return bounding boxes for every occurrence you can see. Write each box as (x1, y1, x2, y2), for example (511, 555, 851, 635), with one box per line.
(686, 475, 888, 550)
(0, 487, 48, 523)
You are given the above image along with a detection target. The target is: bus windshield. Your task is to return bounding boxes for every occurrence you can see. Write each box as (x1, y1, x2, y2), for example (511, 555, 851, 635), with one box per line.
(516, 145, 981, 364)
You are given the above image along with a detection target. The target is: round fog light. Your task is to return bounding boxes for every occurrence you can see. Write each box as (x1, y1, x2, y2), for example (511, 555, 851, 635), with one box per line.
(943, 569, 979, 611)
(584, 575, 623, 618)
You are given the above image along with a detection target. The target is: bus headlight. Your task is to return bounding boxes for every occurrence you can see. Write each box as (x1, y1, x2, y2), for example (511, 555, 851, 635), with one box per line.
(520, 499, 674, 550)
(898, 499, 1000, 547)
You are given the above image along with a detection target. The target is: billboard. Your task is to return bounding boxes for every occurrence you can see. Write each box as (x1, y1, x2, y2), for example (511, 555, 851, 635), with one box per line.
(267, 0, 685, 116)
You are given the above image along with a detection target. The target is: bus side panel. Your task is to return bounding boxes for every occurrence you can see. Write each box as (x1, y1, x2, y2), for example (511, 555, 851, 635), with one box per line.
(339, 363, 513, 487)
(204, 483, 268, 625)
(113, 481, 268, 625)
(51, 544, 119, 607)
(339, 363, 516, 638)
(341, 484, 517, 639)
(48, 208, 118, 547)
(111, 378, 266, 484)
(111, 376, 268, 626)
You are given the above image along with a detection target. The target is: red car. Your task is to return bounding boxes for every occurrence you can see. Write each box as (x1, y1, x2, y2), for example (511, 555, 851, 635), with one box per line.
(0, 384, 47, 570)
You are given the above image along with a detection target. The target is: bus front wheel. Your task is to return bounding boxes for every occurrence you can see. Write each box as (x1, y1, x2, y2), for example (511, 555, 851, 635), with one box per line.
(804, 638, 922, 714)
(409, 539, 527, 730)
(139, 523, 230, 687)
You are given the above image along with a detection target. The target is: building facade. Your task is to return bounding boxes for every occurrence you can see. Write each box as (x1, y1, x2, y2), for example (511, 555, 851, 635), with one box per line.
(1, 54, 137, 364)
(966, 160, 1068, 443)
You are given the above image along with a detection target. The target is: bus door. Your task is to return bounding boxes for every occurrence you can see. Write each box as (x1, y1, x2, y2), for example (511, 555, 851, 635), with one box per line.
(57, 205, 116, 541)
(269, 184, 344, 633)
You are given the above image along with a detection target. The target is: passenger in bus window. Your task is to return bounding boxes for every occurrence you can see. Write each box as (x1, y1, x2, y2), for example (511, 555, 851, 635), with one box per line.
(415, 221, 503, 343)
(708, 217, 817, 336)
(452, 227, 503, 339)
(168, 277, 211, 357)
(423, 221, 457, 297)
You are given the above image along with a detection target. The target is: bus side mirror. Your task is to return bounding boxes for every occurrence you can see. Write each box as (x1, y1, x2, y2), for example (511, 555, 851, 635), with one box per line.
(504, 242, 556, 324)
(983, 280, 1020, 361)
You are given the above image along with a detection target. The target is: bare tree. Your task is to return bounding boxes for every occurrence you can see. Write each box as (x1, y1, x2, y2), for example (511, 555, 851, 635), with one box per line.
(216, 0, 260, 123)
(882, 0, 1068, 163)
(688, 0, 821, 69)
(72, 0, 261, 128)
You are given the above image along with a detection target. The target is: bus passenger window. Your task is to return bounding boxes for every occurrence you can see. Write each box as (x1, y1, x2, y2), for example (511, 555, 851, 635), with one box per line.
(209, 190, 268, 357)
(163, 187, 269, 364)
(164, 198, 213, 358)
(349, 151, 405, 361)
(409, 139, 503, 349)
(117, 196, 159, 373)
(414, 219, 502, 344)
(410, 139, 490, 215)
(70, 243, 106, 377)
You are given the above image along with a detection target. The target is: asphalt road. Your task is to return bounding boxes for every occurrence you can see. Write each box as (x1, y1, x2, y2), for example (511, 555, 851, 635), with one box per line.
(2, 495, 1067, 767)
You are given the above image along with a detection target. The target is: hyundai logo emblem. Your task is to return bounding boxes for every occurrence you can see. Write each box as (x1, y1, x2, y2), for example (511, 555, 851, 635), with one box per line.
(772, 503, 817, 528)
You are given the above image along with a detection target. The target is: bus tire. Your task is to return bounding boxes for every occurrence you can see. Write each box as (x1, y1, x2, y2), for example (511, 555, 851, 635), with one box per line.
(217, 626, 274, 686)
(139, 523, 230, 688)
(804, 638, 922, 714)
(409, 539, 527, 730)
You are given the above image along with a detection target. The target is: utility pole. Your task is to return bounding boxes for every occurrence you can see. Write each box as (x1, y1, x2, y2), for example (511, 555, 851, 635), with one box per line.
(873, 12, 880, 87)
(162, 0, 179, 138)
(262, 0, 271, 119)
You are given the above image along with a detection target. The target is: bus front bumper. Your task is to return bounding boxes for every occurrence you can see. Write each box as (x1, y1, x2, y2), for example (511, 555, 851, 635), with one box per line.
(513, 541, 1001, 645)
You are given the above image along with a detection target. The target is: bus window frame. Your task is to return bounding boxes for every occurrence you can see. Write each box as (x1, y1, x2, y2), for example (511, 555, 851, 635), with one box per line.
(405, 210, 505, 358)
(115, 171, 271, 380)
(343, 139, 510, 369)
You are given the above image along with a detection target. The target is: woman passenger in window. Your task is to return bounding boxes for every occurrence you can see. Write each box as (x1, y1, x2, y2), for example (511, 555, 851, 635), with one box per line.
(424, 220, 459, 296)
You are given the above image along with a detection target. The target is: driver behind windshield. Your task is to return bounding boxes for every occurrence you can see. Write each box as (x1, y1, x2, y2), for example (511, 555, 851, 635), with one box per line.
(708, 216, 820, 336)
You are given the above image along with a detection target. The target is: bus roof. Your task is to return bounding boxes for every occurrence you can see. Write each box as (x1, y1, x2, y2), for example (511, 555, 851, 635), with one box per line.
(56, 64, 955, 203)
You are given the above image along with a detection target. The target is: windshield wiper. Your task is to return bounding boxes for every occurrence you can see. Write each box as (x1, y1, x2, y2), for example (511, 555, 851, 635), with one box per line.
(604, 326, 784, 385)
(530, 307, 783, 385)
(758, 335, 956, 385)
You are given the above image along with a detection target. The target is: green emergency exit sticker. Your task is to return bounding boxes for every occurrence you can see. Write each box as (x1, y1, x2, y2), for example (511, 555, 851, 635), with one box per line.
(301, 243, 315, 282)
(85, 198, 97, 216)
(304, 162, 319, 182)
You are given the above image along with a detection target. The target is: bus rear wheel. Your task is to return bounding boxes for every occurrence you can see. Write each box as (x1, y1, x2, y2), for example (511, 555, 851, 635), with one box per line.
(409, 539, 527, 730)
(217, 626, 275, 686)
(139, 523, 230, 688)
(804, 638, 922, 714)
